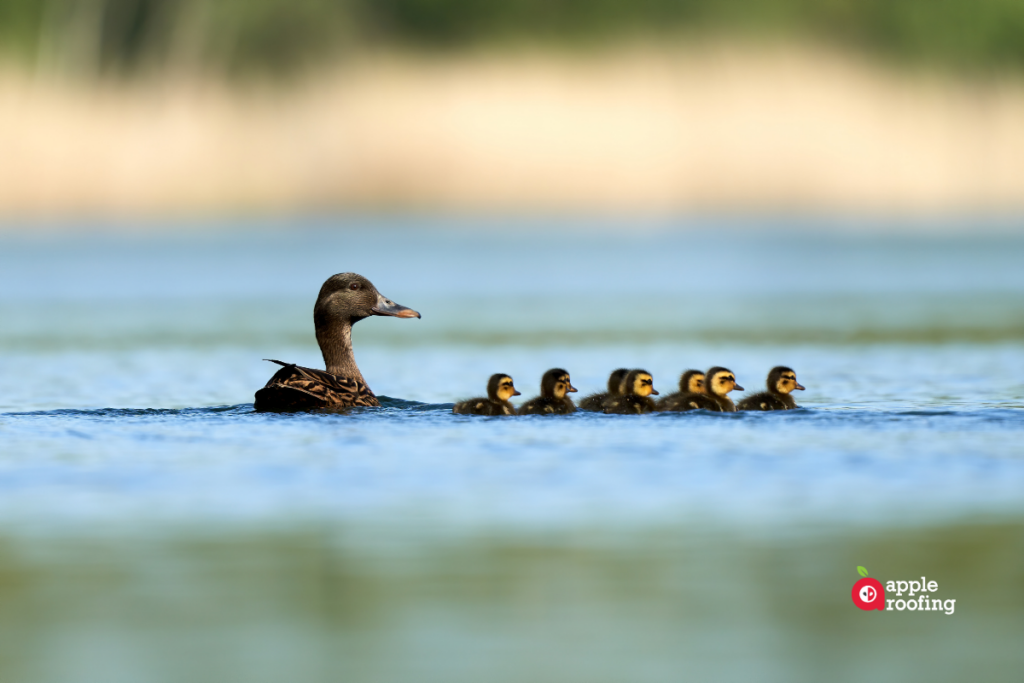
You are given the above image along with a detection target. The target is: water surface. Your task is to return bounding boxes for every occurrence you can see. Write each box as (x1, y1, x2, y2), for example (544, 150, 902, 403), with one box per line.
(1, 219, 1022, 682)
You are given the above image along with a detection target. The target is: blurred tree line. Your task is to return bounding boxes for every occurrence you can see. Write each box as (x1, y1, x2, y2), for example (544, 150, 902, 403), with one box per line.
(2, 0, 1024, 77)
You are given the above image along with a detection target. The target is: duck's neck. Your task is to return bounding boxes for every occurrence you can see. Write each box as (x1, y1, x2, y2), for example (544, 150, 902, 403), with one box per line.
(316, 319, 365, 382)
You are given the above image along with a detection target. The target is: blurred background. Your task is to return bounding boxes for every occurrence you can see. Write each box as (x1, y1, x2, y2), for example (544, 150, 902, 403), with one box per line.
(2, 3, 1024, 683)
(3, 0, 1024, 214)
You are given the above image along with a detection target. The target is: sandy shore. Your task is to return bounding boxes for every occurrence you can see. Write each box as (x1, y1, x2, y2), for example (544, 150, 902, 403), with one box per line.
(3, 46, 1024, 218)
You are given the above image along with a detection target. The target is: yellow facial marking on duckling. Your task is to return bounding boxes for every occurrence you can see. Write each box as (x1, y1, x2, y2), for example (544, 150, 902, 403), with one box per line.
(775, 372, 805, 394)
(688, 374, 706, 394)
(633, 373, 656, 397)
(496, 376, 519, 402)
(777, 374, 795, 394)
(553, 381, 568, 399)
(711, 372, 739, 395)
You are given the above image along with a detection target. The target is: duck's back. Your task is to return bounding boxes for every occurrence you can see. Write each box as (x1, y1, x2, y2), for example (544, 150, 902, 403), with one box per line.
(602, 395, 656, 414)
(519, 396, 575, 415)
(254, 361, 378, 412)
(453, 397, 515, 416)
(736, 392, 797, 411)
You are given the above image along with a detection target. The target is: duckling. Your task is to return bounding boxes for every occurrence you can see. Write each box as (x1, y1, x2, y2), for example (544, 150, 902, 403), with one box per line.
(518, 368, 578, 415)
(453, 374, 521, 415)
(601, 369, 659, 414)
(736, 366, 805, 411)
(655, 369, 706, 412)
(579, 368, 629, 411)
(661, 367, 743, 412)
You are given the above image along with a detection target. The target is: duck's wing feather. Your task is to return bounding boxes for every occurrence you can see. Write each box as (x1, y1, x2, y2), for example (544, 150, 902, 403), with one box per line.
(254, 359, 379, 412)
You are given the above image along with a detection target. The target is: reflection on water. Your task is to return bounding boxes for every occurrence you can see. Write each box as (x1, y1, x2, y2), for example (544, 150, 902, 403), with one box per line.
(0, 219, 1022, 682)
(1, 522, 1022, 683)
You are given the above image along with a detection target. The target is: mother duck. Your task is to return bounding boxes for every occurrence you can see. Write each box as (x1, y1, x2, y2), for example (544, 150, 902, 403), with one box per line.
(254, 273, 420, 411)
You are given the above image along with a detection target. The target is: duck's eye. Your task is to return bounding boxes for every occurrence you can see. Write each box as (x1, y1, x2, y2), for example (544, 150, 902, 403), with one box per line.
(349, 282, 359, 291)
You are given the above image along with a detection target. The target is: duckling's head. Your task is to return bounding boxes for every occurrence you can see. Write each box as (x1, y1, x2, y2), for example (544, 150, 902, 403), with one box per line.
(540, 368, 578, 399)
(314, 273, 420, 326)
(767, 366, 805, 395)
(624, 369, 658, 397)
(607, 368, 629, 394)
(678, 369, 705, 394)
(706, 367, 743, 396)
(487, 374, 521, 402)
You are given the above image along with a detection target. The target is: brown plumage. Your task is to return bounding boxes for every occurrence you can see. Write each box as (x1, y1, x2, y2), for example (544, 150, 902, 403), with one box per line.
(601, 369, 659, 414)
(254, 273, 419, 412)
(578, 368, 629, 411)
(453, 374, 521, 416)
(518, 368, 578, 415)
(736, 366, 805, 411)
(655, 369, 706, 412)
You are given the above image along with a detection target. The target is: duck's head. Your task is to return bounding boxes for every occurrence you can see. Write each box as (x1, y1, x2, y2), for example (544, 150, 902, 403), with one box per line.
(487, 374, 521, 402)
(540, 368, 577, 399)
(678, 369, 705, 394)
(314, 273, 420, 326)
(607, 368, 629, 394)
(767, 366, 805, 394)
(706, 367, 743, 396)
(624, 369, 658, 397)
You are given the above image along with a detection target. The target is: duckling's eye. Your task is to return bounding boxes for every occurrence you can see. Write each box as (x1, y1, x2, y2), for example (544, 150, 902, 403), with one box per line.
(348, 282, 359, 291)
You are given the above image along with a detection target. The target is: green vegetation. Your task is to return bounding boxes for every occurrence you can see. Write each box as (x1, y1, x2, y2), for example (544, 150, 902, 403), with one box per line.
(2, 0, 1024, 75)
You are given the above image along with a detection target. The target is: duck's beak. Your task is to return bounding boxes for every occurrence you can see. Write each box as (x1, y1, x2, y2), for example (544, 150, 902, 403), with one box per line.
(567, 382, 578, 393)
(794, 382, 806, 391)
(651, 388, 660, 395)
(372, 292, 421, 319)
(733, 384, 745, 392)
(512, 389, 522, 396)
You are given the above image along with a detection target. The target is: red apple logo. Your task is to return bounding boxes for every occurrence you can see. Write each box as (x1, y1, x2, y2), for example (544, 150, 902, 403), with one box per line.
(852, 566, 885, 610)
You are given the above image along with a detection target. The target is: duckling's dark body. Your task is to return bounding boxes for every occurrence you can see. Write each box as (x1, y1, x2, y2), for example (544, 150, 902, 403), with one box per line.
(453, 374, 519, 416)
(668, 392, 735, 412)
(519, 368, 578, 415)
(602, 394, 657, 414)
(579, 368, 629, 411)
(519, 396, 576, 415)
(736, 392, 796, 411)
(255, 273, 419, 412)
(655, 369, 705, 412)
(736, 366, 804, 411)
(453, 398, 516, 416)
(602, 369, 659, 414)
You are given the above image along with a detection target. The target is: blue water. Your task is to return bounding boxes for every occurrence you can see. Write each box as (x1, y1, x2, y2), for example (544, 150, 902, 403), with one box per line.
(1, 218, 1023, 683)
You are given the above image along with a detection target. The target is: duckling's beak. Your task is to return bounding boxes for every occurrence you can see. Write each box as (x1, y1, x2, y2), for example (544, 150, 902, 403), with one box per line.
(794, 382, 806, 391)
(651, 388, 660, 395)
(567, 382, 578, 393)
(733, 384, 745, 392)
(512, 389, 522, 396)
(371, 292, 421, 319)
